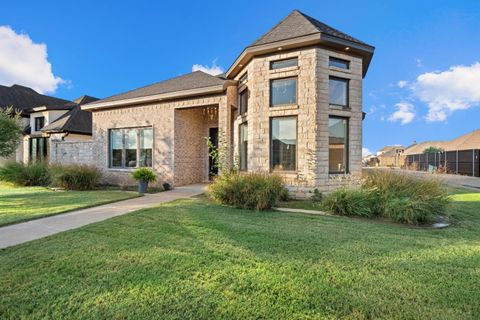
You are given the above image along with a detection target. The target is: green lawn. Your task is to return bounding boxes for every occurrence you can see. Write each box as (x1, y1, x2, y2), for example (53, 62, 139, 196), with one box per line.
(0, 182, 139, 226)
(0, 189, 479, 319)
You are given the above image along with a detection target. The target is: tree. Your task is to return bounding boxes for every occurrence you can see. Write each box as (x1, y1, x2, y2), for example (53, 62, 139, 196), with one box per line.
(0, 107, 24, 158)
(423, 146, 444, 154)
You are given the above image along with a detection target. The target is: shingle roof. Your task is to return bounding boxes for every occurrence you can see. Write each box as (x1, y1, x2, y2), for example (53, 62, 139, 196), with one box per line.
(90, 71, 227, 105)
(42, 96, 99, 135)
(250, 10, 370, 48)
(0, 84, 72, 114)
(404, 130, 480, 155)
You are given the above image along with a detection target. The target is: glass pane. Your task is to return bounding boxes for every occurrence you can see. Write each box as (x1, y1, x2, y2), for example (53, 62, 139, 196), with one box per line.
(329, 118, 348, 173)
(125, 129, 137, 167)
(239, 90, 248, 114)
(271, 78, 297, 106)
(329, 58, 349, 69)
(110, 130, 123, 167)
(329, 78, 348, 107)
(139, 128, 153, 167)
(270, 58, 298, 70)
(271, 117, 296, 171)
(239, 123, 248, 171)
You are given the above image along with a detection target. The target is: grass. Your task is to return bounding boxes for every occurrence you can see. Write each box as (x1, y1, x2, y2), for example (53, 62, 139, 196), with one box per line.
(0, 182, 139, 226)
(0, 188, 479, 319)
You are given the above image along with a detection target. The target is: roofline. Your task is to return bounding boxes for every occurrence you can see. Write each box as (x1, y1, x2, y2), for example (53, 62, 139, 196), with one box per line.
(226, 33, 374, 79)
(28, 105, 73, 112)
(82, 82, 236, 111)
(41, 129, 92, 136)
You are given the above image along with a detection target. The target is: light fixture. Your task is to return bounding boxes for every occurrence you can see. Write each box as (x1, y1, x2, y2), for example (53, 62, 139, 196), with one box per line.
(277, 47, 283, 50)
(239, 64, 243, 67)
(345, 47, 350, 51)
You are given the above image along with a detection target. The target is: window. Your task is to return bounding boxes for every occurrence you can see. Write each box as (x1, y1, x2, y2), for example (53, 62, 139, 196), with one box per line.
(270, 77, 297, 106)
(329, 57, 349, 69)
(329, 77, 349, 108)
(239, 89, 248, 115)
(239, 123, 248, 171)
(29, 137, 48, 162)
(239, 72, 248, 84)
(271, 117, 296, 171)
(109, 127, 153, 168)
(34, 117, 45, 131)
(329, 117, 348, 173)
(270, 58, 298, 70)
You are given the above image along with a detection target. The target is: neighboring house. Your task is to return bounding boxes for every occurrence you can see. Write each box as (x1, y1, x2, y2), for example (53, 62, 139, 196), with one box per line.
(82, 10, 375, 196)
(0, 84, 98, 164)
(376, 145, 405, 167)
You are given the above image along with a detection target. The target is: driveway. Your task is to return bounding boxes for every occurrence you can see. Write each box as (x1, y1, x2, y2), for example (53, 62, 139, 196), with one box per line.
(0, 184, 207, 249)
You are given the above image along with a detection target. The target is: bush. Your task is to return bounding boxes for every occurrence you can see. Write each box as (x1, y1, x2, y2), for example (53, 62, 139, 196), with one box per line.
(323, 171, 450, 224)
(208, 173, 288, 210)
(0, 162, 50, 186)
(131, 168, 157, 183)
(323, 188, 376, 217)
(51, 165, 101, 190)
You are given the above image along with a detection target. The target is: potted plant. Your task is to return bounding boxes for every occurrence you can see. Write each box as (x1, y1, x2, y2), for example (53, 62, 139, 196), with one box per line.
(131, 168, 157, 194)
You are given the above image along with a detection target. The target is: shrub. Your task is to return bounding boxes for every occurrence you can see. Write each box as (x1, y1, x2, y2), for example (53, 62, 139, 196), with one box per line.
(208, 173, 288, 210)
(310, 188, 323, 203)
(0, 162, 50, 186)
(51, 165, 101, 190)
(131, 168, 157, 183)
(323, 188, 376, 217)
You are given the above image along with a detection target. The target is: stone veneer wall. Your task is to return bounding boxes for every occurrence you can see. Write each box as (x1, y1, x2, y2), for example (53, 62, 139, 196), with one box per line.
(91, 94, 229, 187)
(232, 46, 363, 198)
(50, 140, 99, 166)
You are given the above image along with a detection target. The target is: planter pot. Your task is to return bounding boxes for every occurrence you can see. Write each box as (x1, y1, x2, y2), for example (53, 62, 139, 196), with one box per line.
(138, 180, 148, 194)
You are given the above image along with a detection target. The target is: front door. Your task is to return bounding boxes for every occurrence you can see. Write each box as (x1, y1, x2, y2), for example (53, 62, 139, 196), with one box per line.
(208, 127, 219, 179)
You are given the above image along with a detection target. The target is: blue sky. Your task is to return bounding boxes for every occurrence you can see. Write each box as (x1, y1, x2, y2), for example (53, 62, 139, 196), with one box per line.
(1, 0, 479, 154)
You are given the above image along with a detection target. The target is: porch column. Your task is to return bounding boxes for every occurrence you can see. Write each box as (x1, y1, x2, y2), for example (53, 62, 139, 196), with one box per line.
(218, 84, 237, 172)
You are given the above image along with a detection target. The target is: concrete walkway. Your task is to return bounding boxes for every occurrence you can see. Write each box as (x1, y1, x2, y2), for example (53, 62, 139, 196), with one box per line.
(0, 184, 207, 250)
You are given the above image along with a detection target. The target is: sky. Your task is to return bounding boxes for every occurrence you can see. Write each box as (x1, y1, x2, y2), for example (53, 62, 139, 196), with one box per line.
(1, 0, 479, 155)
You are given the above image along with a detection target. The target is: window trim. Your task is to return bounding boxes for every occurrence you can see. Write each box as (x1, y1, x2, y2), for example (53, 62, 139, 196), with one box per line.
(329, 76, 349, 109)
(239, 89, 248, 115)
(34, 116, 45, 131)
(329, 57, 350, 70)
(270, 57, 298, 70)
(269, 116, 298, 172)
(108, 126, 153, 169)
(270, 76, 298, 107)
(328, 116, 349, 174)
(238, 122, 248, 171)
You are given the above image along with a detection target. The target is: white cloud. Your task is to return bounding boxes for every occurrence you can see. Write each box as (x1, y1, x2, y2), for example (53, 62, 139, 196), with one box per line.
(0, 25, 64, 94)
(411, 62, 480, 122)
(388, 102, 416, 125)
(362, 147, 373, 157)
(192, 59, 224, 76)
(397, 80, 408, 88)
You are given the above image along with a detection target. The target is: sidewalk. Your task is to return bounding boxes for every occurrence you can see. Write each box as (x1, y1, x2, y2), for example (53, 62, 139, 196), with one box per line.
(0, 184, 207, 249)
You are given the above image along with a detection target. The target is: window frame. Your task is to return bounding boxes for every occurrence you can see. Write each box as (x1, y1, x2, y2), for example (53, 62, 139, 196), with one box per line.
(329, 57, 350, 70)
(239, 72, 248, 84)
(328, 116, 349, 174)
(239, 89, 248, 115)
(269, 116, 298, 172)
(239, 122, 248, 171)
(270, 57, 298, 70)
(270, 76, 298, 107)
(34, 116, 45, 131)
(108, 126, 153, 169)
(329, 76, 349, 109)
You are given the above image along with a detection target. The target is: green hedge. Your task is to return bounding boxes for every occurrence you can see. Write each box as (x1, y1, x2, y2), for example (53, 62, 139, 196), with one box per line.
(0, 162, 51, 186)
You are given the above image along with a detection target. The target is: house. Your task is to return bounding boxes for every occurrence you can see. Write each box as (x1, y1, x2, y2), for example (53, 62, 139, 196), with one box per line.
(375, 145, 405, 167)
(0, 84, 98, 164)
(82, 10, 375, 196)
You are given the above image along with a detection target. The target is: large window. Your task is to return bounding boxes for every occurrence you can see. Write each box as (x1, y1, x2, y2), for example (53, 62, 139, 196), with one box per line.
(271, 117, 296, 171)
(329, 117, 348, 174)
(270, 57, 298, 70)
(329, 57, 350, 69)
(29, 137, 48, 162)
(239, 123, 248, 171)
(239, 89, 248, 115)
(329, 77, 349, 108)
(34, 117, 45, 131)
(109, 127, 153, 168)
(270, 77, 297, 106)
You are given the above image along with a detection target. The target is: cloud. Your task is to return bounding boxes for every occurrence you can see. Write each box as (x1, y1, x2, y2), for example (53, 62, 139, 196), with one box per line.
(362, 147, 373, 157)
(411, 62, 480, 122)
(0, 25, 64, 94)
(397, 80, 408, 88)
(192, 59, 224, 75)
(415, 58, 423, 68)
(388, 102, 415, 125)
